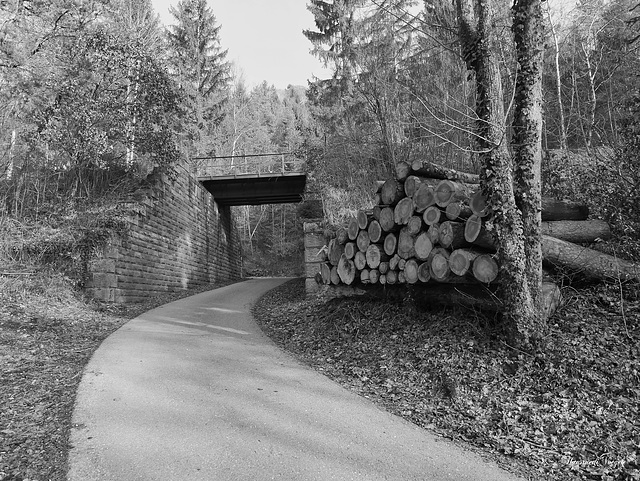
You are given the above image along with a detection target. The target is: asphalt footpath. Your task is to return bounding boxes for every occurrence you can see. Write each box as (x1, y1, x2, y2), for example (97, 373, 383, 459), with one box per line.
(67, 278, 525, 481)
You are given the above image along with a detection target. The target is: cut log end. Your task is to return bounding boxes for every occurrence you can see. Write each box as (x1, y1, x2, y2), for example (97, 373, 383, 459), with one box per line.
(472, 254, 499, 283)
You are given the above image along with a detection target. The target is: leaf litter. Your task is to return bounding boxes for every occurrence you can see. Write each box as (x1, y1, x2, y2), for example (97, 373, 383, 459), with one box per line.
(253, 278, 640, 481)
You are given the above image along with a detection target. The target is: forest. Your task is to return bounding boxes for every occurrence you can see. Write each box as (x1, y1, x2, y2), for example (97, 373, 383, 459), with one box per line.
(1, 0, 639, 282)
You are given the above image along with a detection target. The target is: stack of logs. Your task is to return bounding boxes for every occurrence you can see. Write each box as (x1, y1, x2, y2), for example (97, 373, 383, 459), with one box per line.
(318, 160, 640, 312)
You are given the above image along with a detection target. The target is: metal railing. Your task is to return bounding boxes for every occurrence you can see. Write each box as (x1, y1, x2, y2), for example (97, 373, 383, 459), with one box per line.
(196, 152, 305, 178)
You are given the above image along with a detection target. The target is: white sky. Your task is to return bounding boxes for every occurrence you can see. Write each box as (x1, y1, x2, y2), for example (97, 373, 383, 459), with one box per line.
(150, 0, 331, 89)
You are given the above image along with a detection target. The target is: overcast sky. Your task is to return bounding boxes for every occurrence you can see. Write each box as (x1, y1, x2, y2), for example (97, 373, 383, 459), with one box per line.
(150, 0, 331, 89)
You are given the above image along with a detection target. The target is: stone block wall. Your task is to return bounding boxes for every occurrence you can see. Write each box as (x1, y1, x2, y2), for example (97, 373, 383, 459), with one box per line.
(303, 220, 326, 295)
(86, 162, 242, 303)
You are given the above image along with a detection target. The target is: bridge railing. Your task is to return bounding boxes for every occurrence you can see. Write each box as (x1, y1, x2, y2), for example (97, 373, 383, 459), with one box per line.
(196, 153, 305, 178)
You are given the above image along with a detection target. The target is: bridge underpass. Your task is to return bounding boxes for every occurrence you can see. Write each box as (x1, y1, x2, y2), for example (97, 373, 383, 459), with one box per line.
(197, 153, 307, 206)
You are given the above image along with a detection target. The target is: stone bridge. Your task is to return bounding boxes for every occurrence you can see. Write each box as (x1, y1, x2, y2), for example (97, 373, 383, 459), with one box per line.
(85, 154, 309, 303)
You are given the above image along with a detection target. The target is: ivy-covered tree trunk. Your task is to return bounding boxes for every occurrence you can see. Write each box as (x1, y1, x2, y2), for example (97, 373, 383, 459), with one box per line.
(456, 0, 541, 347)
(512, 0, 546, 341)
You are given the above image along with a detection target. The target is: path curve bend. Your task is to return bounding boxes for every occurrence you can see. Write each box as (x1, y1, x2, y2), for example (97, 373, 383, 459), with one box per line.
(68, 278, 523, 481)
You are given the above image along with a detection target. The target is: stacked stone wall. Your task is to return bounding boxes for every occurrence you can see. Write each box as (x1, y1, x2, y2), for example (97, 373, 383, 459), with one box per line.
(303, 220, 326, 295)
(86, 162, 241, 303)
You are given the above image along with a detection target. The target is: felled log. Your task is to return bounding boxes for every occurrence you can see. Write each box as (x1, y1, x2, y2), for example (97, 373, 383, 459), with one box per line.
(360, 268, 370, 284)
(386, 270, 398, 285)
(439, 221, 467, 249)
(423, 206, 441, 226)
(404, 259, 419, 284)
(449, 248, 482, 276)
(542, 235, 640, 282)
(384, 232, 397, 256)
(414, 232, 433, 260)
(445, 202, 473, 221)
(397, 227, 416, 259)
(356, 230, 370, 252)
(472, 254, 499, 283)
(320, 263, 331, 285)
(464, 215, 495, 250)
(357, 210, 373, 230)
(379, 261, 389, 274)
(398, 271, 407, 284)
(394, 197, 415, 225)
(328, 239, 344, 265)
(413, 184, 436, 213)
(366, 244, 389, 269)
(354, 251, 367, 270)
(430, 251, 452, 282)
(417, 262, 431, 282)
(427, 223, 441, 245)
(389, 254, 401, 270)
(330, 266, 341, 285)
(368, 219, 383, 243)
(370, 269, 380, 284)
(396, 161, 412, 181)
(336, 227, 348, 245)
(404, 175, 422, 197)
(410, 160, 480, 184)
(465, 219, 610, 251)
(381, 178, 405, 206)
(347, 217, 359, 240)
(337, 254, 356, 285)
(434, 180, 474, 207)
(541, 219, 610, 243)
(379, 207, 397, 232)
(344, 242, 356, 260)
(542, 198, 589, 221)
(470, 189, 491, 217)
(406, 216, 423, 236)
(470, 191, 589, 221)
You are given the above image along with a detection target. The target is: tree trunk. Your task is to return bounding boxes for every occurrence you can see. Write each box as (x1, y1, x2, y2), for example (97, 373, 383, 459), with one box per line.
(458, 0, 538, 346)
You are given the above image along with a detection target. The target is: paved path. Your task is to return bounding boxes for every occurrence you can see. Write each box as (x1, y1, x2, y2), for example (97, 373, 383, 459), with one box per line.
(68, 278, 524, 481)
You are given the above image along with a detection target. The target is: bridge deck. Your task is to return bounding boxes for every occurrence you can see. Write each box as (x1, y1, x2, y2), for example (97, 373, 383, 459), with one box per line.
(196, 154, 306, 206)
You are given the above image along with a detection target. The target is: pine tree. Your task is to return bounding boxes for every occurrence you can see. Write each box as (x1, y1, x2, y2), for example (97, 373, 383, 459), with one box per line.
(165, 0, 230, 153)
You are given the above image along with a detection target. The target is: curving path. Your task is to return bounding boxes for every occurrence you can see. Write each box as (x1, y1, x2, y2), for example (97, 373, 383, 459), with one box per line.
(68, 278, 524, 481)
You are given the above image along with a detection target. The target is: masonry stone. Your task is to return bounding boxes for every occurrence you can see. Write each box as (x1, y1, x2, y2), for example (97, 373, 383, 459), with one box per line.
(86, 162, 241, 303)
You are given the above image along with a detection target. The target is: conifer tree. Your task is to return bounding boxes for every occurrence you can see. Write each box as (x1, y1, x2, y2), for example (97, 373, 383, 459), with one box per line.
(165, 0, 230, 153)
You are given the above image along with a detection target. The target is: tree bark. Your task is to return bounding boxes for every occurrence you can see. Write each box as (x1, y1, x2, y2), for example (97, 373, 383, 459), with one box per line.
(458, 0, 538, 346)
(542, 236, 640, 282)
(411, 160, 480, 184)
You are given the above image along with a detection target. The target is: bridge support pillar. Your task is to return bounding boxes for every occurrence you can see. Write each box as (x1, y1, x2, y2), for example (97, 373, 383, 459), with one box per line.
(303, 220, 326, 296)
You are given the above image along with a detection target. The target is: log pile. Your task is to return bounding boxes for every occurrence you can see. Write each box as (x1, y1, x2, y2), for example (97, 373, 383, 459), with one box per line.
(319, 160, 640, 312)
